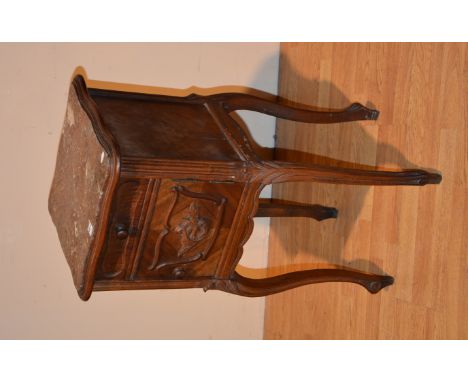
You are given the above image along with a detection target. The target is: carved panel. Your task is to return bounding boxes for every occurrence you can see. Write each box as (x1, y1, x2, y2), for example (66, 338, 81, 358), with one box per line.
(132, 179, 243, 280)
(148, 185, 226, 272)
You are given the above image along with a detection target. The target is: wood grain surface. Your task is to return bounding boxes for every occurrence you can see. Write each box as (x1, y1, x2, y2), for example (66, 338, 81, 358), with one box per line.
(264, 43, 468, 339)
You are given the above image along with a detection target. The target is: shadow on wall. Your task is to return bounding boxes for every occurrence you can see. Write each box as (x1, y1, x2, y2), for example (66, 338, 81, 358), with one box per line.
(72, 65, 279, 99)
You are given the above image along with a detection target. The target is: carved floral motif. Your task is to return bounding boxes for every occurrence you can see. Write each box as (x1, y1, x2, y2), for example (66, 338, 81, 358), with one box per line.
(148, 186, 226, 273)
(175, 202, 210, 257)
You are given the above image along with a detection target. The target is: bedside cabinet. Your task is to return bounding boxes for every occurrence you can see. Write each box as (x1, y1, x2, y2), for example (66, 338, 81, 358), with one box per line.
(49, 75, 441, 300)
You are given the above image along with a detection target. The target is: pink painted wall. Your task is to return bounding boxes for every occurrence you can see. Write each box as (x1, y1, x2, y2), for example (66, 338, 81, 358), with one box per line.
(0, 43, 279, 339)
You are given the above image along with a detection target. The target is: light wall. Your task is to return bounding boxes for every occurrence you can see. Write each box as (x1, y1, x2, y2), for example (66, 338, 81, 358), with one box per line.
(0, 43, 279, 339)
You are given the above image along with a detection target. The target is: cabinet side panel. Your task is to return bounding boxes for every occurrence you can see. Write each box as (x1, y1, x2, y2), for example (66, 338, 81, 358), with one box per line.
(91, 96, 241, 161)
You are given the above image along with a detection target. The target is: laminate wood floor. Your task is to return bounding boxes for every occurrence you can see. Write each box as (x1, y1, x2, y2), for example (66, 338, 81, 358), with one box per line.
(264, 43, 468, 339)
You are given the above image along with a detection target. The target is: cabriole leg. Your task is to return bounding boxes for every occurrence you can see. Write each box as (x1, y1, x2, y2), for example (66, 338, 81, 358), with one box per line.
(211, 269, 394, 297)
(252, 161, 442, 186)
(255, 199, 338, 221)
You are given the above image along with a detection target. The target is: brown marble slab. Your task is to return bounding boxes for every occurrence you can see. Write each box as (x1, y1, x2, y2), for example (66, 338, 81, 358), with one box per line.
(49, 83, 111, 294)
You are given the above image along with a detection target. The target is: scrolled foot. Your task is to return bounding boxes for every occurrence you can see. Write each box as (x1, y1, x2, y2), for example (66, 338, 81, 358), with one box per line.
(326, 206, 338, 219)
(345, 103, 380, 121)
(424, 172, 442, 185)
(363, 276, 394, 294)
(402, 170, 442, 185)
(315, 206, 338, 221)
(366, 108, 380, 120)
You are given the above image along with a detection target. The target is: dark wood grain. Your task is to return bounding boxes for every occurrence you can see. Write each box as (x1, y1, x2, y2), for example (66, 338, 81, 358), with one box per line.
(250, 161, 442, 185)
(49, 74, 442, 300)
(215, 270, 394, 296)
(91, 92, 240, 161)
(255, 199, 338, 221)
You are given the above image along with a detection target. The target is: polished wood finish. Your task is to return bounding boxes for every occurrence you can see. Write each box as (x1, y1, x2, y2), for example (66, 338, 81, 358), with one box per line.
(255, 199, 338, 221)
(264, 42, 466, 339)
(49, 71, 441, 301)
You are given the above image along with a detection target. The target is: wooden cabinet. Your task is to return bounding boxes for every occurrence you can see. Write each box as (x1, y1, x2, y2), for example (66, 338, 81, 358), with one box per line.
(49, 75, 441, 300)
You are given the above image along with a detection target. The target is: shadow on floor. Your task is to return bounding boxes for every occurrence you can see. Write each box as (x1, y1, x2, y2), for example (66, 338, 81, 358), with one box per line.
(235, 53, 431, 278)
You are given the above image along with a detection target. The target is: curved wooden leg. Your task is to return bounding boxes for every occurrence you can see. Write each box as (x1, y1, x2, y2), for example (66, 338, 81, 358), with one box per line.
(209, 93, 379, 123)
(255, 199, 338, 221)
(211, 270, 394, 297)
(251, 161, 443, 186)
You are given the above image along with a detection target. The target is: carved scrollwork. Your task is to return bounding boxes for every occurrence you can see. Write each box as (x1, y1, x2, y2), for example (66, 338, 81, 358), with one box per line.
(148, 185, 226, 273)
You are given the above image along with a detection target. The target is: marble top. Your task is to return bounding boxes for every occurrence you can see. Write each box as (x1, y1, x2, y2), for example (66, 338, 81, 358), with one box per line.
(49, 81, 111, 296)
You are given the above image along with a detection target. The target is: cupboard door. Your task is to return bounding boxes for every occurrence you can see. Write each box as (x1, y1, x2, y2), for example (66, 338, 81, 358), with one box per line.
(95, 179, 151, 280)
(130, 179, 244, 280)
